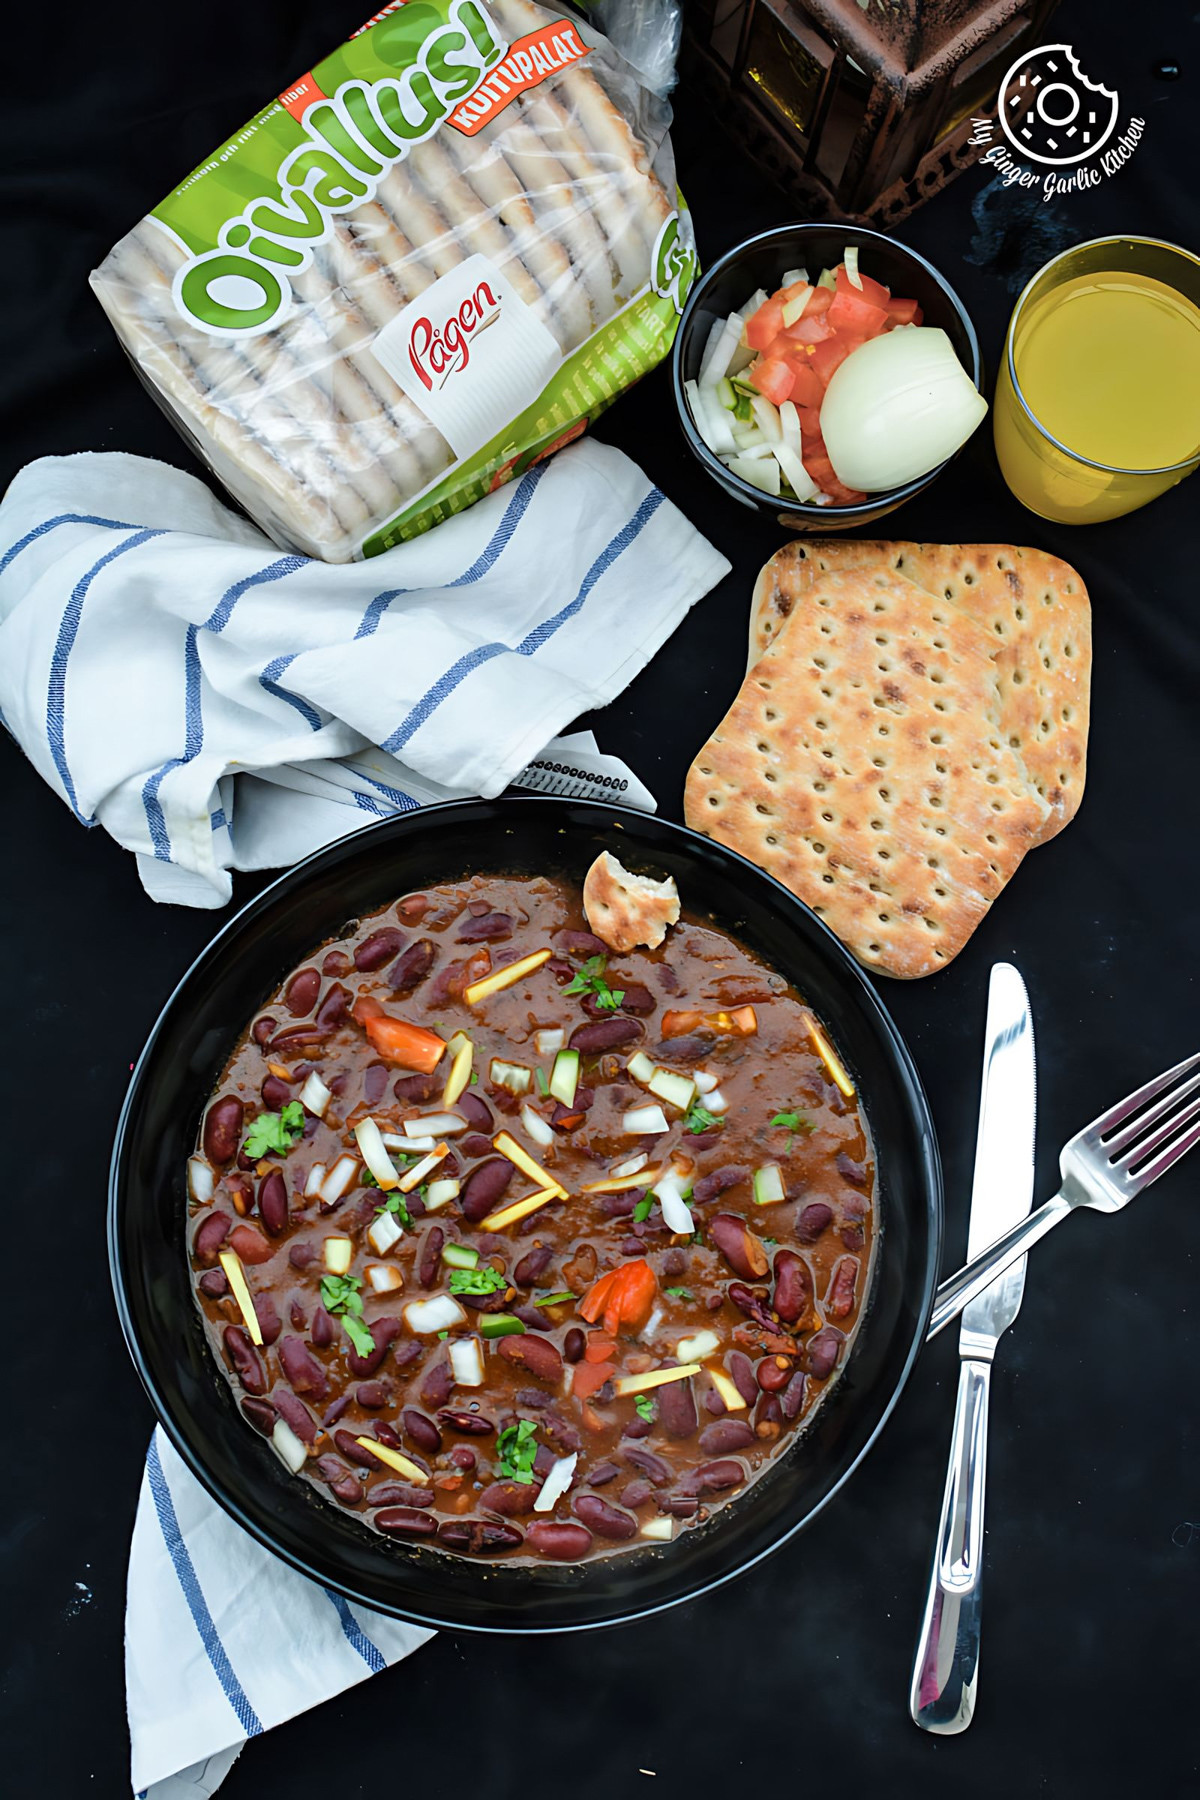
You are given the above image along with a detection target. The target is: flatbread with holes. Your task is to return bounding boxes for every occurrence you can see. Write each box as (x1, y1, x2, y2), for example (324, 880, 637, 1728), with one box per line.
(686, 566, 1054, 979)
(749, 540, 1091, 840)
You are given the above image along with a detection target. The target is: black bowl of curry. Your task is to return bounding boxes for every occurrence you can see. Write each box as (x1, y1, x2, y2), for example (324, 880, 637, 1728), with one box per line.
(110, 797, 941, 1630)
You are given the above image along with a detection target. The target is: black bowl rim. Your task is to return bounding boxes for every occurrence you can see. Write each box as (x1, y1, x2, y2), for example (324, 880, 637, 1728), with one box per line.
(671, 221, 984, 519)
(108, 795, 943, 1633)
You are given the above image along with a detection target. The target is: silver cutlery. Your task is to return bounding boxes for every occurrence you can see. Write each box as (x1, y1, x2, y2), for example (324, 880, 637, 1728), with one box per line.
(927, 1047, 1200, 1341)
(910, 962, 1036, 1733)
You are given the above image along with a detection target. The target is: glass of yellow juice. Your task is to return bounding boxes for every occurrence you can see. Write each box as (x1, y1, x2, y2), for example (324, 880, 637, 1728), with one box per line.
(994, 236, 1200, 524)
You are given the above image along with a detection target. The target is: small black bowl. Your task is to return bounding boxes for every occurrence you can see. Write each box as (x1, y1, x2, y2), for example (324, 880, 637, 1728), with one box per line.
(672, 223, 983, 531)
(109, 797, 941, 1633)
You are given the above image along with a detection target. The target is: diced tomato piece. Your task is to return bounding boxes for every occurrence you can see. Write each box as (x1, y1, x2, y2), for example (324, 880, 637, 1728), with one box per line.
(779, 280, 810, 307)
(804, 286, 834, 318)
(797, 404, 824, 446)
(787, 363, 823, 409)
(584, 1334, 618, 1364)
(765, 333, 801, 364)
(579, 1268, 617, 1323)
(751, 356, 794, 406)
(363, 1014, 446, 1072)
(811, 335, 862, 387)
(805, 452, 865, 506)
(884, 294, 921, 325)
(580, 1258, 658, 1337)
(744, 296, 785, 352)
(827, 290, 889, 339)
(786, 312, 833, 347)
(572, 1359, 616, 1399)
(836, 264, 890, 310)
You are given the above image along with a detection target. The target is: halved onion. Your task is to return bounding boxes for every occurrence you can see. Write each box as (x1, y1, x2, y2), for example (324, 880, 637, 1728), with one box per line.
(423, 1177, 461, 1211)
(404, 1111, 468, 1137)
(533, 1451, 578, 1513)
(320, 1154, 360, 1206)
(449, 1337, 484, 1387)
(365, 1262, 403, 1294)
(354, 1117, 398, 1189)
(520, 1102, 555, 1148)
(323, 1236, 353, 1274)
(271, 1418, 308, 1473)
(403, 1294, 468, 1334)
(367, 1210, 403, 1256)
(820, 326, 988, 492)
(534, 1027, 564, 1057)
(298, 1070, 331, 1118)
(624, 1103, 669, 1135)
(187, 1157, 215, 1205)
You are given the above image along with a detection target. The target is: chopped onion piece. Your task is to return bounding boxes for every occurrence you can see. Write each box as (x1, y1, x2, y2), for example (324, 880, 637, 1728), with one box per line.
(533, 1451, 578, 1513)
(423, 1177, 461, 1212)
(298, 1070, 331, 1118)
(626, 1051, 656, 1088)
(772, 441, 818, 502)
(703, 1088, 730, 1115)
(654, 1176, 694, 1235)
(304, 1162, 326, 1198)
(698, 386, 737, 454)
(520, 1102, 555, 1148)
(393, 1135, 437, 1153)
(490, 1058, 532, 1096)
(676, 1329, 722, 1362)
(365, 1262, 403, 1293)
(442, 1030, 474, 1106)
(640, 1516, 675, 1541)
(640, 1303, 664, 1343)
(534, 1027, 564, 1057)
(750, 395, 782, 443)
(367, 1210, 403, 1256)
(780, 285, 813, 328)
(405, 1111, 468, 1137)
(753, 1164, 787, 1206)
(624, 1102, 669, 1135)
(781, 267, 809, 288)
(397, 1144, 448, 1192)
(549, 1049, 579, 1107)
(612, 1152, 649, 1178)
(320, 1154, 359, 1206)
(693, 1068, 719, 1095)
(708, 1365, 748, 1411)
(403, 1294, 468, 1334)
(323, 1236, 352, 1275)
(779, 400, 802, 453)
(271, 1418, 307, 1474)
(187, 1156, 215, 1205)
(699, 313, 744, 389)
(354, 1117, 399, 1189)
(648, 1067, 696, 1113)
(684, 378, 721, 456)
(449, 1336, 485, 1387)
(843, 244, 862, 289)
(820, 326, 987, 492)
(613, 1362, 702, 1398)
(739, 286, 770, 321)
(728, 454, 780, 497)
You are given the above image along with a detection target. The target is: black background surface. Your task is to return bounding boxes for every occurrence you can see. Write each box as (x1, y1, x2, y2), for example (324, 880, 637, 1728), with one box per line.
(3, 1, 1197, 1793)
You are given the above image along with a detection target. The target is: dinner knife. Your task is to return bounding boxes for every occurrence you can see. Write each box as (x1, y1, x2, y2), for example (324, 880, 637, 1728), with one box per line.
(909, 962, 1036, 1734)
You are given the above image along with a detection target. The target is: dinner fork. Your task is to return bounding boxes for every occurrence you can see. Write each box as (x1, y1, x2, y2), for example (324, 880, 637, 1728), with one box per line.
(927, 1050, 1200, 1340)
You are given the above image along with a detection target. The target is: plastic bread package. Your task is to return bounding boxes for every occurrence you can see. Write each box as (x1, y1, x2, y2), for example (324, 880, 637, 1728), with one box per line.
(90, 0, 697, 561)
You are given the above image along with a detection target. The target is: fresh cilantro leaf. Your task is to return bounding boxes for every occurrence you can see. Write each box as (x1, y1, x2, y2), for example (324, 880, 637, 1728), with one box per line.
(762, 1237, 778, 1246)
(770, 1108, 814, 1148)
(690, 1229, 704, 1247)
(437, 1329, 449, 1340)
(534, 1290, 575, 1307)
(594, 980, 623, 1011)
(243, 1101, 305, 1159)
(469, 1070, 479, 1086)
(448, 1266, 507, 1297)
(496, 1419, 539, 1484)
(684, 1103, 724, 1135)
(535, 1067, 550, 1096)
(375, 1193, 412, 1228)
(320, 1273, 364, 1319)
(360, 1168, 380, 1187)
(634, 1395, 657, 1423)
(343, 1314, 376, 1358)
(562, 955, 624, 1011)
(664, 1286, 694, 1301)
(633, 1196, 654, 1223)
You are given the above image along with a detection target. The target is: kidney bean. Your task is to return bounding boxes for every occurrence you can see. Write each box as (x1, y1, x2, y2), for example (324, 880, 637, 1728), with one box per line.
(709, 1214, 769, 1280)
(283, 1300, 306, 1335)
(661, 1494, 699, 1517)
(282, 967, 320, 1016)
(781, 1371, 808, 1420)
(229, 1224, 273, 1266)
(826, 1255, 859, 1319)
(402, 1408, 442, 1454)
(193, 1211, 231, 1265)
(589, 1461, 619, 1486)
(836, 1151, 868, 1189)
(288, 1243, 315, 1270)
(314, 983, 350, 1030)
(397, 893, 429, 920)
(460, 1159, 514, 1223)
(274, 1388, 318, 1445)
(481, 1480, 538, 1517)
(622, 1479, 654, 1508)
(335, 1429, 382, 1469)
(447, 1095, 488, 1140)
(555, 928, 610, 957)
(527, 1521, 592, 1561)
(347, 1315, 400, 1379)
(261, 1074, 292, 1111)
(621, 1411, 653, 1440)
(575, 1088, 596, 1114)
(354, 1381, 387, 1409)
(699, 1419, 755, 1455)
(796, 1202, 834, 1244)
(420, 1358, 454, 1408)
(691, 1458, 745, 1494)
(318, 1397, 348, 1430)
(417, 1226, 445, 1289)
(267, 1025, 328, 1056)
(657, 1376, 699, 1440)
(393, 1342, 423, 1374)
(773, 1251, 815, 1326)
(601, 1191, 638, 1219)
(728, 1283, 779, 1335)
(329, 1475, 362, 1505)
(840, 1223, 866, 1252)
(652, 1033, 708, 1062)
(456, 1133, 490, 1160)
(727, 1352, 759, 1407)
(354, 928, 405, 971)
(223, 1326, 267, 1395)
(618, 984, 656, 1016)
(511, 1244, 552, 1289)
(757, 1356, 793, 1393)
(498, 1334, 562, 1383)
(252, 1016, 276, 1045)
(569, 1017, 643, 1055)
(391, 1072, 436, 1107)
(662, 1248, 688, 1279)
(250, 1292, 281, 1347)
(621, 1445, 671, 1485)
(198, 1269, 228, 1299)
(428, 950, 491, 1006)
(437, 1409, 496, 1436)
(279, 1335, 327, 1399)
(546, 957, 574, 984)
(317, 1455, 353, 1486)
(368, 1481, 433, 1509)
(221, 1172, 256, 1219)
(307, 1307, 335, 1350)
(704, 1388, 725, 1416)
(688, 1130, 723, 1153)
(754, 1394, 783, 1438)
(353, 1062, 387, 1108)
(444, 1449, 473, 1477)
(256, 1169, 288, 1239)
(804, 1327, 845, 1380)
(562, 1327, 586, 1364)
(321, 949, 351, 977)
(457, 911, 513, 943)
(437, 1518, 524, 1554)
(241, 1396, 275, 1435)
(389, 939, 436, 994)
(692, 1166, 751, 1207)
(655, 963, 681, 993)
(376, 1507, 439, 1539)
(203, 1096, 243, 1166)
(540, 1412, 582, 1454)
(574, 1494, 638, 1540)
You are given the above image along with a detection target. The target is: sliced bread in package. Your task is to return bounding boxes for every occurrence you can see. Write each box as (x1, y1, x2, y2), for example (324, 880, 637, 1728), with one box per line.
(90, 0, 697, 561)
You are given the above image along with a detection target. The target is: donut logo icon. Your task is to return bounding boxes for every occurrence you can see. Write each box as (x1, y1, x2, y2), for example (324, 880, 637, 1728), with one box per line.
(998, 44, 1120, 166)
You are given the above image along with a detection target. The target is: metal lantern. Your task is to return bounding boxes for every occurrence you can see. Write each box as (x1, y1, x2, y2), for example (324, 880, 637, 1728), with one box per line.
(683, 0, 1062, 223)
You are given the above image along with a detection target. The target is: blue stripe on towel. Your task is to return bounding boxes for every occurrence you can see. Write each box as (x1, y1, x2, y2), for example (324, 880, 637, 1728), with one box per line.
(324, 1589, 387, 1673)
(259, 654, 325, 731)
(0, 511, 138, 576)
(381, 487, 664, 756)
(358, 773, 420, 812)
(146, 1437, 264, 1737)
(48, 527, 165, 824)
(202, 556, 307, 632)
(210, 808, 228, 832)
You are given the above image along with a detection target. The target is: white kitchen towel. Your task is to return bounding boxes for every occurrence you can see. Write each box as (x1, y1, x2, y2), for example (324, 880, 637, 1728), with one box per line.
(0, 443, 729, 907)
(128, 1427, 433, 1799)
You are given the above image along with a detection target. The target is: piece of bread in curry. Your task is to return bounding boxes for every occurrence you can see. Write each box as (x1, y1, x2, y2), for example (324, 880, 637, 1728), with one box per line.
(583, 852, 680, 953)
